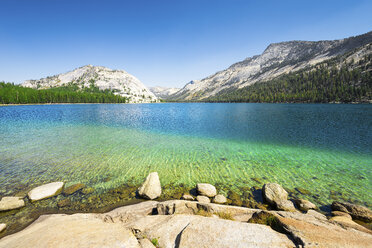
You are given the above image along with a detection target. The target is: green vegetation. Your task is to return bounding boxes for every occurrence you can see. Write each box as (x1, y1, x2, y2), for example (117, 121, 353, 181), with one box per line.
(216, 211, 234, 220)
(0, 82, 128, 104)
(206, 51, 372, 103)
(151, 238, 159, 247)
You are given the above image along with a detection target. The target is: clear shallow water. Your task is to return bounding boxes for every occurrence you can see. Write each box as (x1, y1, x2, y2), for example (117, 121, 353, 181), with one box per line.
(0, 103, 371, 207)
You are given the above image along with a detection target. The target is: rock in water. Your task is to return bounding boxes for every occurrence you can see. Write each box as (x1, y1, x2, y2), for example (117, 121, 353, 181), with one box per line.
(262, 183, 296, 211)
(196, 195, 210, 203)
(196, 183, 217, 197)
(294, 199, 317, 212)
(213, 194, 227, 204)
(28, 182, 64, 202)
(331, 201, 372, 222)
(0, 197, 25, 211)
(0, 223, 6, 233)
(63, 183, 85, 196)
(138, 172, 161, 200)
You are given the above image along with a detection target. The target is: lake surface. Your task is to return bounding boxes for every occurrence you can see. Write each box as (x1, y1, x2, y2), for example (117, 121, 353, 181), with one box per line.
(0, 103, 371, 208)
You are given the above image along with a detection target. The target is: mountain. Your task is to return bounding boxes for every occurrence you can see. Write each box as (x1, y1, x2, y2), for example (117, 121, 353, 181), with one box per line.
(22, 65, 157, 103)
(170, 31, 372, 101)
(149, 86, 181, 99)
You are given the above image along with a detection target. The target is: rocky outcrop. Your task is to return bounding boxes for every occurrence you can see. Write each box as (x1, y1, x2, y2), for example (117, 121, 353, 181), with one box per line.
(1, 200, 371, 248)
(331, 201, 372, 222)
(138, 172, 162, 200)
(332, 211, 352, 219)
(0, 224, 5, 233)
(27, 182, 64, 202)
(196, 183, 217, 197)
(213, 194, 227, 204)
(0, 197, 25, 211)
(262, 183, 296, 211)
(149, 86, 180, 99)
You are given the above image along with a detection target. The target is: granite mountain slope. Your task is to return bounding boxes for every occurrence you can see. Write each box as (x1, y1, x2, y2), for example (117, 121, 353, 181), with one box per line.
(170, 31, 372, 101)
(22, 65, 157, 103)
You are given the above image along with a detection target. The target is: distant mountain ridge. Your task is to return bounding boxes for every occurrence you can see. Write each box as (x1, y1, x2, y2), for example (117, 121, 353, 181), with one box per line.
(22, 65, 157, 103)
(169, 31, 372, 101)
(149, 86, 180, 98)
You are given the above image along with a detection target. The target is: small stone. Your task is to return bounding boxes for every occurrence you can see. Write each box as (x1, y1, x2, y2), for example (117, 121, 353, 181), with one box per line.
(82, 187, 95, 195)
(263, 183, 293, 211)
(332, 211, 352, 219)
(276, 200, 296, 212)
(63, 183, 85, 196)
(197, 183, 217, 197)
(294, 199, 317, 212)
(28, 182, 64, 202)
(138, 172, 162, 200)
(212, 194, 227, 204)
(0, 223, 6, 233)
(0, 197, 25, 211)
(196, 195, 210, 203)
(182, 194, 194, 201)
(57, 198, 71, 208)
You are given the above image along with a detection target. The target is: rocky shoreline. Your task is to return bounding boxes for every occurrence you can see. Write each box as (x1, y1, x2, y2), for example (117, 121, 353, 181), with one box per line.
(0, 172, 371, 247)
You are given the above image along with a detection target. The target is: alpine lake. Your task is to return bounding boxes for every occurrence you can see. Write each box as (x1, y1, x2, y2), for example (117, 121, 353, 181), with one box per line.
(0, 103, 371, 235)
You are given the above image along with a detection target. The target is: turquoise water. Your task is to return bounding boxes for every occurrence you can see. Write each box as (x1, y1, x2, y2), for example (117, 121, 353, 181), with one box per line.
(0, 103, 371, 207)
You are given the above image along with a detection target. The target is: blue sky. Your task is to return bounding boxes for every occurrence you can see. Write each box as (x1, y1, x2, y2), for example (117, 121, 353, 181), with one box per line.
(1, 0, 371, 88)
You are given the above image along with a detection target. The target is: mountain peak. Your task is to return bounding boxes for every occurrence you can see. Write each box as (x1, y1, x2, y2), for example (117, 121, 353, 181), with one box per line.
(22, 65, 157, 103)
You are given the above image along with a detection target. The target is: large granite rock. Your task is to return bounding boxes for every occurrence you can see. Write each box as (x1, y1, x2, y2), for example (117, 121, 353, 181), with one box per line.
(124, 214, 294, 248)
(0, 214, 140, 248)
(196, 183, 217, 197)
(27, 182, 64, 202)
(138, 172, 161, 200)
(0, 197, 25, 211)
(262, 183, 296, 211)
(331, 201, 372, 222)
(0, 224, 5, 233)
(213, 194, 227, 204)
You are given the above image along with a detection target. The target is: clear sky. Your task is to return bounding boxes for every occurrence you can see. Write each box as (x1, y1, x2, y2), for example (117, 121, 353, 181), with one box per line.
(1, 0, 371, 88)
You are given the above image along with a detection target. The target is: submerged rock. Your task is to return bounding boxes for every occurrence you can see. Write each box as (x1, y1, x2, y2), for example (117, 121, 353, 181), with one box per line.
(197, 183, 217, 197)
(27, 182, 64, 202)
(262, 183, 296, 211)
(196, 195, 210, 203)
(57, 198, 71, 208)
(0, 197, 25, 211)
(0, 223, 6, 233)
(181, 194, 194, 201)
(213, 194, 227, 204)
(294, 198, 317, 212)
(63, 183, 85, 196)
(331, 201, 372, 222)
(138, 172, 161, 200)
(81, 187, 95, 195)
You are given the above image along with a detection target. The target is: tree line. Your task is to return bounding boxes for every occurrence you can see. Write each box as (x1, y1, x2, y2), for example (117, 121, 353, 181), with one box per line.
(0, 82, 128, 104)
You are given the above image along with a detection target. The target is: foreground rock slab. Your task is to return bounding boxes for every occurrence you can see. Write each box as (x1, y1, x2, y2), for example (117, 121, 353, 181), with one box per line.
(138, 172, 161, 200)
(0, 197, 25, 211)
(0, 214, 140, 248)
(28, 182, 64, 202)
(197, 183, 217, 197)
